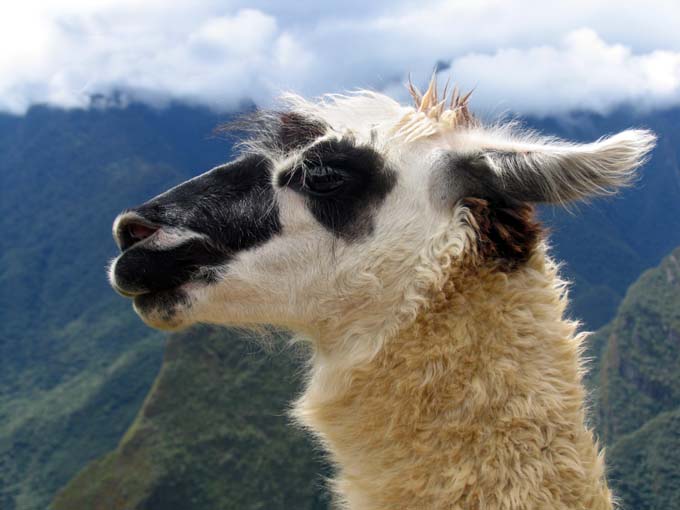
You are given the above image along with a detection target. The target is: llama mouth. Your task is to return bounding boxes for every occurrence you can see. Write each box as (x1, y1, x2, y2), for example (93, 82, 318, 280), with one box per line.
(116, 288, 146, 298)
(111, 235, 225, 298)
(111, 279, 182, 301)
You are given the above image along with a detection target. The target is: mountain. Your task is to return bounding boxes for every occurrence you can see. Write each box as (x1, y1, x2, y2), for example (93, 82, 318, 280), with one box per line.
(53, 248, 680, 510)
(0, 103, 678, 509)
(588, 246, 680, 509)
(607, 409, 680, 510)
(597, 247, 680, 443)
(52, 327, 329, 510)
(0, 103, 234, 510)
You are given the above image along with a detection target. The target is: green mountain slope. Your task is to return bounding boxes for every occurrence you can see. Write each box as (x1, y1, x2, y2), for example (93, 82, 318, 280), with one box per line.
(53, 234, 680, 510)
(592, 246, 680, 509)
(52, 248, 680, 510)
(0, 103, 233, 510)
(607, 409, 680, 510)
(597, 247, 680, 444)
(52, 327, 329, 510)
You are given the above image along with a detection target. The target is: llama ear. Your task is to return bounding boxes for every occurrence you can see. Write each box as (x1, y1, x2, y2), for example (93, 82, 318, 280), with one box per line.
(457, 129, 656, 205)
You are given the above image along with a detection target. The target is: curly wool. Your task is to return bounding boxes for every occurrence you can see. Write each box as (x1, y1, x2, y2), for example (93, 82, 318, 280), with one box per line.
(293, 237, 612, 510)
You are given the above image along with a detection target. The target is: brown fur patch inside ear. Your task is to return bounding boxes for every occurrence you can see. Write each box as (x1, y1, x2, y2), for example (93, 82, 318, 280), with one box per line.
(461, 197, 543, 271)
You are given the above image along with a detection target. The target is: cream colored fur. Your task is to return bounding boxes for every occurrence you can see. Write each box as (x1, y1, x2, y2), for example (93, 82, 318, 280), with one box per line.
(294, 237, 612, 510)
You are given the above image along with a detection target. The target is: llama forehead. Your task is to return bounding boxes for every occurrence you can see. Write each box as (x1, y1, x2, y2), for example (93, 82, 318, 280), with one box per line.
(256, 91, 466, 159)
(280, 91, 409, 141)
(236, 86, 485, 187)
(260, 123, 447, 191)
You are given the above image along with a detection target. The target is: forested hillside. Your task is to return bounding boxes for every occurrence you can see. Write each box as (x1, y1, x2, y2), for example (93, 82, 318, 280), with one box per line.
(0, 103, 233, 510)
(592, 247, 680, 509)
(0, 103, 678, 510)
(53, 327, 329, 510)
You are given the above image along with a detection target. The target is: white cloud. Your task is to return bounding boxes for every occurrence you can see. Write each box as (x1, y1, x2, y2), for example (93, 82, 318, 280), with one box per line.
(448, 29, 680, 116)
(1, 0, 679, 115)
(0, 4, 312, 112)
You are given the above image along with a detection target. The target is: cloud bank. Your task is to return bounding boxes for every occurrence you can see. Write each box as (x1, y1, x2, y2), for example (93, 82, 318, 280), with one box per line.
(1, 0, 680, 116)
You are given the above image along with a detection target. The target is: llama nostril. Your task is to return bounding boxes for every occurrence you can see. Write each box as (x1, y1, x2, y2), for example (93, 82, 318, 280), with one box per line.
(113, 213, 161, 252)
(120, 222, 159, 251)
(128, 223, 158, 242)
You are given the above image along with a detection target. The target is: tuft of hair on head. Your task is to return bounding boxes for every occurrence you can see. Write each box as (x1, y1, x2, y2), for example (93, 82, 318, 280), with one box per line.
(391, 74, 477, 143)
(407, 73, 476, 128)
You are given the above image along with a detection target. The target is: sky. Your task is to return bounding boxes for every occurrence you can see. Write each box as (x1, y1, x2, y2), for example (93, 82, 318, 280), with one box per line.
(1, 0, 679, 116)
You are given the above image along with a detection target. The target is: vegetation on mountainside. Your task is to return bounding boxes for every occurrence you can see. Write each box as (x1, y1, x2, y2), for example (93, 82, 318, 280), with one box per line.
(52, 327, 330, 510)
(0, 103, 233, 510)
(0, 328, 159, 510)
(598, 247, 680, 443)
(54, 246, 680, 510)
(589, 247, 680, 509)
(607, 409, 680, 510)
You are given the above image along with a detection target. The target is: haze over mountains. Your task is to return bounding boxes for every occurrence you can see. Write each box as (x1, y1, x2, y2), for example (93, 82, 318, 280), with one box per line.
(0, 100, 679, 509)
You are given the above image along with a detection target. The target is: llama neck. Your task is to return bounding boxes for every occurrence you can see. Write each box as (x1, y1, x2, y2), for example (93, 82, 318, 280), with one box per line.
(294, 250, 613, 510)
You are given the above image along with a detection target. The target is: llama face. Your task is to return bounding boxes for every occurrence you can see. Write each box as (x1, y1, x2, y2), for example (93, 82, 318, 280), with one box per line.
(109, 88, 655, 335)
(109, 105, 446, 331)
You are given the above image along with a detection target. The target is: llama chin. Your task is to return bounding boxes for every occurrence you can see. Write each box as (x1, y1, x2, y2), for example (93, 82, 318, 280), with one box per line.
(110, 77, 655, 510)
(132, 287, 193, 331)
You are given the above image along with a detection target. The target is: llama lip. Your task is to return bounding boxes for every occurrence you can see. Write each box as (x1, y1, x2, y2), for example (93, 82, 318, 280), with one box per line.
(111, 235, 225, 298)
(133, 286, 191, 320)
(133, 288, 179, 306)
(114, 286, 147, 298)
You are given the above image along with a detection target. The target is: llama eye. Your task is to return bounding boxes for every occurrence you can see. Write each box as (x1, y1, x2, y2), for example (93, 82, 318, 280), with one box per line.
(302, 166, 347, 195)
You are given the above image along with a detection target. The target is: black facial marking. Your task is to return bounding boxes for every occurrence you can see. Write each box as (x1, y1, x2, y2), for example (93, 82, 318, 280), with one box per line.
(138, 154, 280, 251)
(114, 154, 280, 295)
(114, 239, 223, 293)
(278, 139, 397, 240)
(434, 152, 548, 207)
(430, 153, 507, 210)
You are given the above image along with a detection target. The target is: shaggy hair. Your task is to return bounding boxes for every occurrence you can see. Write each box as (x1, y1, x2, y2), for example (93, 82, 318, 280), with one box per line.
(294, 245, 613, 510)
(112, 77, 656, 510)
(286, 80, 651, 509)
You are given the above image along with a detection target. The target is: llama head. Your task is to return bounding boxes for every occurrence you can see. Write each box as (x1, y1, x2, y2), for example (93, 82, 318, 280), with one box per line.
(109, 80, 655, 338)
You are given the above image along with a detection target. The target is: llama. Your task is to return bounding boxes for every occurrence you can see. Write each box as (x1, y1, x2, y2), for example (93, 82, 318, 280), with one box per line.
(109, 79, 656, 510)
